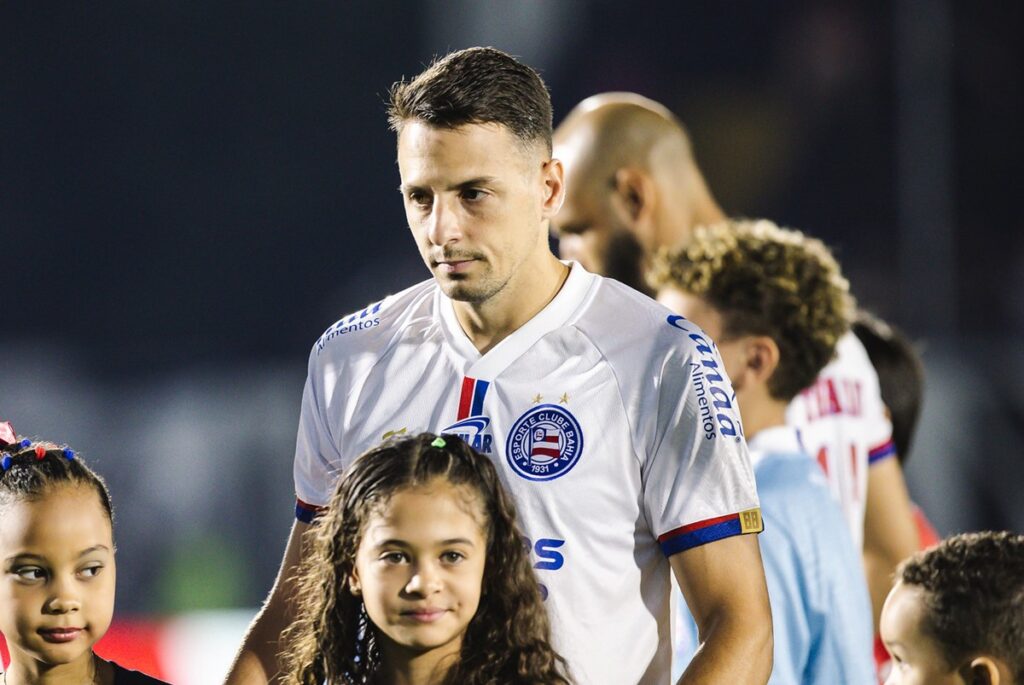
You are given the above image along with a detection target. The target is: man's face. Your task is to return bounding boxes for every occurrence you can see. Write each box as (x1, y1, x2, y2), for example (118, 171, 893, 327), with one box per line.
(880, 581, 964, 685)
(551, 136, 647, 292)
(398, 121, 560, 304)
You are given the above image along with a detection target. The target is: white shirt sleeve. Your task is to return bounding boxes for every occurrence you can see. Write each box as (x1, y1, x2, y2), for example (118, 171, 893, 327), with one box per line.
(293, 344, 345, 521)
(641, 329, 762, 557)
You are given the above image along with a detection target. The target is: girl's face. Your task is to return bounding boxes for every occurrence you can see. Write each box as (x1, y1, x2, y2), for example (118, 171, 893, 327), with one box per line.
(0, 484, 116, 674)
(351, 479, 487, 664)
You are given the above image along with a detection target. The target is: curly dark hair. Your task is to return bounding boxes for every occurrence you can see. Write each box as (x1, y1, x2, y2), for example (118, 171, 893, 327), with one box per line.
(648, 219, 854, 401)
(387, 46, 553, 154)
(897, 531, 1024, 680)
(281, 433, 571, 685)
(0, 434, 113, 523)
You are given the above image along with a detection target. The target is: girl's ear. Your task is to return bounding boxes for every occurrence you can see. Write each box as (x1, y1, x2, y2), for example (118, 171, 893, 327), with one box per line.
(349, 570, 361, 596)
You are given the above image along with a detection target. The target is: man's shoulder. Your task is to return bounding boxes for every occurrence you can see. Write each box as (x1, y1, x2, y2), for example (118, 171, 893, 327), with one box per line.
(573, 274, 706, 363)
(311, 279, 437, 359)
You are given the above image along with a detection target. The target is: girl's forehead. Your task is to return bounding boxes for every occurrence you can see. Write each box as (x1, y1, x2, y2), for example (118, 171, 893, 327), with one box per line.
(0, 484, 114, 553)
(361, 481, 487, 539)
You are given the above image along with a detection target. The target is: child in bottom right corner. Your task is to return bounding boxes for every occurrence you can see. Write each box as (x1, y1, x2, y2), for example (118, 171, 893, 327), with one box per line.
(879, 531, 1024, 685)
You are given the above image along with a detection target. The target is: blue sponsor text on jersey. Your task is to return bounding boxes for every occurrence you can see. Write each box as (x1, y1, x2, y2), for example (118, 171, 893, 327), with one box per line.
(666, 315, 742, 440)
(316, 301, 382, 354)
(522, 536, 566, 601)
(442, 416, 494, 454)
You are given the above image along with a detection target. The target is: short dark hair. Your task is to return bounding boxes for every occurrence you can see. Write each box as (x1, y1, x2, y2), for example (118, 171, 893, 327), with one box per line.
(387, 46, 553, 153)
(897, 531, 1024, 680)
(0, 437, 113, 523)
(852, 310, 925, 462)
(648, 219, 854, 401)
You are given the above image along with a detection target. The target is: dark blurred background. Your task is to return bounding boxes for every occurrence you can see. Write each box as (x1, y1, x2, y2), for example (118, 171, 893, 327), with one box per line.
(2, 1, 1022, 677)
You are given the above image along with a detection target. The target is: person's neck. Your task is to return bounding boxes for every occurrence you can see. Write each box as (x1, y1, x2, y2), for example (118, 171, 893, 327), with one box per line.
(375, 640, 459, 685)
(736, 393, 788, 443)
(5, 652, 106, 685)
(452, 253, 570, 355)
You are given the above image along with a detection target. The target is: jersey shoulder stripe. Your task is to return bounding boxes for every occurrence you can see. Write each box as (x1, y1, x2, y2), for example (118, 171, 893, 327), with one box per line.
(312, 279, 436, 359)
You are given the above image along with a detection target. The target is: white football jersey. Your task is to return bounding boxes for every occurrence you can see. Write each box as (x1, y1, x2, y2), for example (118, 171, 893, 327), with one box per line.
(786, 331, 896, 550)
(294, 263, 761, 685)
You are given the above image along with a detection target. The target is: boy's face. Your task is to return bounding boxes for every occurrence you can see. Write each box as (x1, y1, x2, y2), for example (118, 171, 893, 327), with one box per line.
(880, 581, 964, 685)
(0, 484, 116, 674)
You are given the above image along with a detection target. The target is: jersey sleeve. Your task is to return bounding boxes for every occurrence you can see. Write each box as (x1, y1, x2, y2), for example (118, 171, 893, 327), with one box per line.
(293, 344, 346, 522)
(859, 341, 898, 466)
(642, 329, 762, 557)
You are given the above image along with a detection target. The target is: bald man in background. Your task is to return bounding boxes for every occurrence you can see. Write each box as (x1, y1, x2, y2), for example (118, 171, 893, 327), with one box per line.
(552, 93, 921, 638)
(551, 94, 722, 294)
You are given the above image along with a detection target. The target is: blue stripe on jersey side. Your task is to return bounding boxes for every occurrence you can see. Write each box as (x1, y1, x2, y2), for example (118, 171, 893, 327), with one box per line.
(471, 380, 490, 416)
(659, 518, 743, 557)
(868, 439, 897, 465)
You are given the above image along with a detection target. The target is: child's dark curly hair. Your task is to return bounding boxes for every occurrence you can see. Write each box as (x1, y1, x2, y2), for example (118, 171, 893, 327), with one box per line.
(281, 432, 571, 685)
(648, 219, 854, 401)
(897, 531, 1024, 680)
(0, 433, 113, 523)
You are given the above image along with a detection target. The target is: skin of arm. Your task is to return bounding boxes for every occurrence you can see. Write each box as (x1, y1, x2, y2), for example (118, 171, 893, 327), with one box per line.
(863, 457, 921, 631)
(225, 520, 311, 685)
(672, 533, 774, 685)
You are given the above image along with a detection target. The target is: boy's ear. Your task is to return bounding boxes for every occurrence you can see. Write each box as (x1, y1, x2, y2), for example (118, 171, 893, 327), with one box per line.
(744, 336, 780, 386)
(961, 657, 1003, 685)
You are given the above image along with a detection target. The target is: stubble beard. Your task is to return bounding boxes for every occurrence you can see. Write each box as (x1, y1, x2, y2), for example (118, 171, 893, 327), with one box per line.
(601, 230, 650, 296)
(437, 263, 510, 304)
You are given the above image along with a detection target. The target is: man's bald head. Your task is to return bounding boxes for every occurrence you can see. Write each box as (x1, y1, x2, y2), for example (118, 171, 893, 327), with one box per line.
(555, 93, 694, 185)
(551, 93, 721, 293)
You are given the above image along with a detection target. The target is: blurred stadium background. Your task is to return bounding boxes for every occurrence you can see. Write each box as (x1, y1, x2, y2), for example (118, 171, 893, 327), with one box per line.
(2, 2, 1021, 682)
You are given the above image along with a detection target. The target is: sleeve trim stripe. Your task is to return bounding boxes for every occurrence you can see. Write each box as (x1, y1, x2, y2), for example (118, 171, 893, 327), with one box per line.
(295, 498, 326, 523)
(868, 439, 897, 465)
(658, 509, 763, 557)
(658, 518, 742, 556)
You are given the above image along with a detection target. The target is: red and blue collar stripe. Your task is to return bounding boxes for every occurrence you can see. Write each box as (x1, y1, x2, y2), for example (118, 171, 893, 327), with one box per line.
(457, 377, 490, 420)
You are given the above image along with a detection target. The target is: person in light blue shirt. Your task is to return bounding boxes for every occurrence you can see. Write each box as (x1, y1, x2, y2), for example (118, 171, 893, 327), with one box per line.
(651, 219, 875, 684)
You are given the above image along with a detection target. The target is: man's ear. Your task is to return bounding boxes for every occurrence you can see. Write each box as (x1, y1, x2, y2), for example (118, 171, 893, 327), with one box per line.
(540, 157, 565, 219)
(612, 167, 656, 224)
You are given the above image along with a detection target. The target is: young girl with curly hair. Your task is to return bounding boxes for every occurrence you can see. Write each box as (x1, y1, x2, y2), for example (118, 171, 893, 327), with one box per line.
(0, 421, 167, 684)
(281, 432, 571, 685)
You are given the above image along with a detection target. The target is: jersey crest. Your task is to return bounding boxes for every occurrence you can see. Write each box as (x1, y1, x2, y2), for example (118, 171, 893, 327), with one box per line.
(506, 404, 584, 481)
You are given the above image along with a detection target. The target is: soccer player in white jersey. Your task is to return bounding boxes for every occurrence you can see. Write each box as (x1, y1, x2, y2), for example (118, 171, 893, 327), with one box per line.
(226, 48, 773, 685)
(552, 92, 920, 630)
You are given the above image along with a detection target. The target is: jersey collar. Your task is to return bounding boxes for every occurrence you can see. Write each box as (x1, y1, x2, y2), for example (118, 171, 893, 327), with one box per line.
(435, 260, 596, 379)
(747, 424, 804, 466)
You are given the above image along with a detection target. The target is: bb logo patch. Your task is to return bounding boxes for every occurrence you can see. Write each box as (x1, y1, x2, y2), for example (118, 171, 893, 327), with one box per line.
(506, 404, 583, 481)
